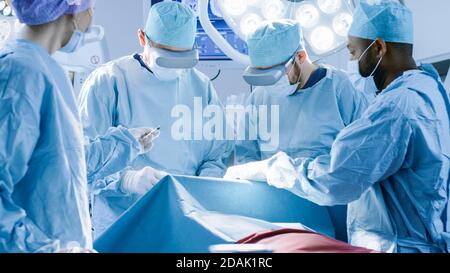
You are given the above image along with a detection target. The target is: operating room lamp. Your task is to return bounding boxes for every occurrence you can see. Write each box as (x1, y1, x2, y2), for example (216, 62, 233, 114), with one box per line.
(199, 0, 356, 65)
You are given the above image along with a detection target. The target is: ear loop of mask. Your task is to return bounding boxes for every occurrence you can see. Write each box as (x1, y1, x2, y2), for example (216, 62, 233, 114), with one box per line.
(359, 39, 384, 77)
(286, 52, 302, 87)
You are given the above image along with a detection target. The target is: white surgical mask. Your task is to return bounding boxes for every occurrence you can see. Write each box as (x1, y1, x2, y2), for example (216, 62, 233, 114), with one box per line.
(265, 57, 300, 97)
(265, 74, 298, 98)
(60, 30, 85, 53)
(347, 61, 378, 100)
(59, 11, 93, 53)
(147, 45, 184, 81)
(149, 61, 184, 81)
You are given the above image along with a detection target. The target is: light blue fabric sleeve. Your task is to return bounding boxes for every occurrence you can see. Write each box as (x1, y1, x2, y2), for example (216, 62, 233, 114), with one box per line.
(84, 125, 140, 183)
(78, 65, 130, 193)
(78, 66, 119, 139)
(335, 72, 370, 125)
(196, 81, 234, 177)
(0, 78, 59, 253)
(235, 91, 262, 164)
(289, 101, 412, 206)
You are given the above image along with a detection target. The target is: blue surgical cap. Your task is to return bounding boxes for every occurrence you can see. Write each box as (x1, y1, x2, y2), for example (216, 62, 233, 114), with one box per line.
(348, 0, 414, 44)
(247, 19, 304, 68)
(145, 1, 197, 49)
(10, 0, 94, 25)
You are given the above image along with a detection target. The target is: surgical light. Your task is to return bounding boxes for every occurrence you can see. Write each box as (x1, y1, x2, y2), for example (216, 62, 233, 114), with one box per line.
(332, 12, 352, 36)
(295, 3, 320, 28)
(310, 26, 335, 52)
(262, 0, 285, 20)
(240, 13, 262, 37)
(247, 0, 261, 6)
(203, 0, 355, 63)
(222, 0, 247, 16)
(0, 0, 13, 17)
(317, 0, 342, 14)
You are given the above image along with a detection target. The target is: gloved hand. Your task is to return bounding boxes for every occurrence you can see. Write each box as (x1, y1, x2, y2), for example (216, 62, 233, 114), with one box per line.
(128, 127, 160, 154)
(120, 166, 168, 195)
(265, 152, 298, 189)
(224, 160, 269, 182)
(224, 152, 298, 189)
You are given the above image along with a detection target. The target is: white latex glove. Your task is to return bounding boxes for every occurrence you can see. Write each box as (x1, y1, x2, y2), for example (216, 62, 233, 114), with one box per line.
(224, 160, 269, 182)
(224, 152, 298, 189)
(265, 152, 298, 189)
(128, 127, 160, 154)
(121, 166, 168, 195)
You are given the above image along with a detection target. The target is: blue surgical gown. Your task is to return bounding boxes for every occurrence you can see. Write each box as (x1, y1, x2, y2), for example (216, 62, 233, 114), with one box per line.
(236, 66, 369, 163)
(284, 69, 450, 253)
(85, 125, 141, 183)
(0, 40, 140, 252)
(78, 55, 233, 236)
(0, 40, 92, 252)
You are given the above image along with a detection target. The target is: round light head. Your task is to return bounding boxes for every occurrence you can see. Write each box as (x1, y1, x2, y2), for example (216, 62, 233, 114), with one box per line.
(296, 3, 320, 28)
(317, 0, 342, 14)
(310, 26, 335, 52)
(262, 0, 286, 20)
(333, 12, 353, 36)
(240, 13, 262, 37)
(222, 0, 247, 16)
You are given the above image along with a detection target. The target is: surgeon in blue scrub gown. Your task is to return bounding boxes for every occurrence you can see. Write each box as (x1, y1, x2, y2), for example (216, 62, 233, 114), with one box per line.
(78, 2, 232, 237)
(0, 0, 160, 253)
(235, 20, 368, 163)
(227, 1, 450, 253)
(0, 0, 97, 253)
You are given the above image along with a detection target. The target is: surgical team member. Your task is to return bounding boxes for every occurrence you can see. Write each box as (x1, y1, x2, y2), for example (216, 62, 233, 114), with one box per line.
(0, 0, 160, 253)
(78, 1, 232, 236)
(226, 1, 450, 253)
(0, 0, 96, 253)
(234, 20, 368, 164)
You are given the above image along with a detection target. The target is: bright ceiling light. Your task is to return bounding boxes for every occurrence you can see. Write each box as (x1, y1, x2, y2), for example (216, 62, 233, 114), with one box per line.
(240, 13, 262, 37)
(310, 26, 335, 52)
(214, 0, 354, 57)
(333, 12, 352, 36)
(262, 0, 285, 20)
(222, 0, 247, 16)
(296, 3, 320, 28)
(317, 0, 342, 14)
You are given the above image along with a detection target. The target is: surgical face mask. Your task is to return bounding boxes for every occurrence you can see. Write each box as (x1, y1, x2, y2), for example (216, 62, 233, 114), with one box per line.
(59, 10, 95, 54)
(59, 30, 85, 53)
(265, 74, 298, 98)
(147, 45, 184, 82)
(347, 60, 379, 98)
(265, 58, 300, 97)
(357, 40, 384, 78)
(347, 59, 360, 76)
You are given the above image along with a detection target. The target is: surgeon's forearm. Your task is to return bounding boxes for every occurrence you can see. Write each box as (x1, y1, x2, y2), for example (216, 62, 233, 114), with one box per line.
(289, 156, 370, 206)
(85, 126, 141, 183)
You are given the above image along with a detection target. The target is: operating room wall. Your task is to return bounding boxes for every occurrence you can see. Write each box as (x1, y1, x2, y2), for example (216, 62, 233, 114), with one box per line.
(405, 0, 450, 63)
(93, 0, 145, 61)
